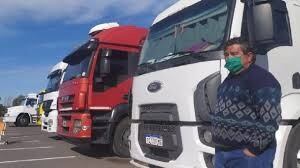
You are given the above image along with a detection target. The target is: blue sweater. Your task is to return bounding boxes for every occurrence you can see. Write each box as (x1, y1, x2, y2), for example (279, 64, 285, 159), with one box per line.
(211, 64, 282, 155)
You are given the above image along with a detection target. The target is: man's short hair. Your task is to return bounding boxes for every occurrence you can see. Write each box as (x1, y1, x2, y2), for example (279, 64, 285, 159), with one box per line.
(224, 37, 256, 62)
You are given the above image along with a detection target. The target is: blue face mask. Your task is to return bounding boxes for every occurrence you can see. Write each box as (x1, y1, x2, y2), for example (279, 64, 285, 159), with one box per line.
(224, 56, 243, 74)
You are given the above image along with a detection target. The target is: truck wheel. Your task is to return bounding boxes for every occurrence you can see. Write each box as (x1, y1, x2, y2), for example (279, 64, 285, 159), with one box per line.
(112, 117, 130, 158)
(283, 123, 300, 168)
(16, 114, 30, 127)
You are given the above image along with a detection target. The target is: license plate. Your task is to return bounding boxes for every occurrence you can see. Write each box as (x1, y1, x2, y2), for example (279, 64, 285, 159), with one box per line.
(62, 120, 67, 127)
(145, 134, 163, 147)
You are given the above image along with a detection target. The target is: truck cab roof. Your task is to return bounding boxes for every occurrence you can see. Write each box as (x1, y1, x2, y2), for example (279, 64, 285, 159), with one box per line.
(92, 25, 148, 48)
(63, 25, 148, 64)
(26, 93, 37, 99)
(48, 62, 68, 78)
(153, 0, 201, 25)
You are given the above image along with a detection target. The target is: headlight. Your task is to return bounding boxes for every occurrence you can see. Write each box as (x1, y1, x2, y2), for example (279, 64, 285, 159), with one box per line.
(48, 119, 53, 126)
(73, 120, 82, 128)
(73, 120, 82, 134)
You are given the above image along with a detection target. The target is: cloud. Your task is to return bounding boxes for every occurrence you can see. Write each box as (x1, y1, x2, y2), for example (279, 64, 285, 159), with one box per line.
(0, 0, 177, 24)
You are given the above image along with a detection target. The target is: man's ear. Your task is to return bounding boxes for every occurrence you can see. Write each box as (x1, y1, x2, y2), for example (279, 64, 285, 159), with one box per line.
(248, 52, 254, 63)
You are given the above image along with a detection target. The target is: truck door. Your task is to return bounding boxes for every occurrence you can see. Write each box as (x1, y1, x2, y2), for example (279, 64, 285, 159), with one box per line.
(25, 98, 37, 115)
(90, 48, 139, 109)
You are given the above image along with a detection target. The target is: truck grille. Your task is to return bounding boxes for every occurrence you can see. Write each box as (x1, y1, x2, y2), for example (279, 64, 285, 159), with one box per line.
(138, 104, 182, 162)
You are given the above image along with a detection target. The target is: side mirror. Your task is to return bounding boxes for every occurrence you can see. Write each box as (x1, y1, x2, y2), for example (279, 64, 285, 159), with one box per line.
(100, 49, 112, 75)
(87, 39, 99, 50)
(247, 0, 291, 54)
(100, 57, 111, 75)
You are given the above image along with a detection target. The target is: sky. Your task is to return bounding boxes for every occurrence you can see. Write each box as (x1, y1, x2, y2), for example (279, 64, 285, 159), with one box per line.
(0, 0, 177, 103)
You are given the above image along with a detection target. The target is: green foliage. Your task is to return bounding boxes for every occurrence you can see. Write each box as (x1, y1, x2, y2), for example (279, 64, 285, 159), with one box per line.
(12, 95, 25, 106)
(0, 104, 7, 117)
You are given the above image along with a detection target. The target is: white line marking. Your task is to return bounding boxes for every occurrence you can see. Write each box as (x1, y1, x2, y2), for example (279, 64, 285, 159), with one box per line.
(0, 146, 53, 151)
(9, 136, 30, 139)
(0, 156, 76, 164)
(22, 140, 40, 143)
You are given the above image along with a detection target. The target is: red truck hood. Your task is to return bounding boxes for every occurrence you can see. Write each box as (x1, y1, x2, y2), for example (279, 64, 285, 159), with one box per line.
(58, 78, 89, 111)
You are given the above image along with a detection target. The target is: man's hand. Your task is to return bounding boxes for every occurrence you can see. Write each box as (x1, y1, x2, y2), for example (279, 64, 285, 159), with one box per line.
(243, 148, 256, 157)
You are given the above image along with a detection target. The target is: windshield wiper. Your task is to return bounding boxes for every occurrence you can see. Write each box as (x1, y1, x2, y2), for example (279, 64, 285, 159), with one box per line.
(156, 51, 194, 63)
(137, 61, 160, 75)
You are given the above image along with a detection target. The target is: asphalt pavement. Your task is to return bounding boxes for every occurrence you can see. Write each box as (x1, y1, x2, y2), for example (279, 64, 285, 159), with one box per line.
(0, 125, 132, 168)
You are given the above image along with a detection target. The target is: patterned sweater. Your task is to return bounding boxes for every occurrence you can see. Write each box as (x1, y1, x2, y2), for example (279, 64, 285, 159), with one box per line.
(211, 64, 282, 155)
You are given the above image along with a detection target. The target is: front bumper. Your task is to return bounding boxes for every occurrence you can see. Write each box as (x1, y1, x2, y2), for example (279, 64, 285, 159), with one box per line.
(57, 112, 92, 139)
(3, 116, 17, 123)
(41, 114, 58, 133)
(130, 123, 214, 168)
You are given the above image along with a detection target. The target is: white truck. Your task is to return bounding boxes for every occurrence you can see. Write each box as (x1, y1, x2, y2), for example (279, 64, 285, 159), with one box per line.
(130, 0, 300, 168)
(4, 93, 38, 127)
(41, 62, 67, 133)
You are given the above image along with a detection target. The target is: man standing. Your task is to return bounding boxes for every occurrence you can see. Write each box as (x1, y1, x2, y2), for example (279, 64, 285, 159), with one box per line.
(212, 38, 282, 168)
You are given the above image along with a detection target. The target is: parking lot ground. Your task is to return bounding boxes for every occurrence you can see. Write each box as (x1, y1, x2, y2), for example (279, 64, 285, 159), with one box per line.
(0, 125, 132, 168)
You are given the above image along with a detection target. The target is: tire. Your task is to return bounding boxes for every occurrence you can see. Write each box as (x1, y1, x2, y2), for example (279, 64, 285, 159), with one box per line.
(16, 114, 30, 127)
(283, 123, 300, 168)
(112, 117, 130, 157)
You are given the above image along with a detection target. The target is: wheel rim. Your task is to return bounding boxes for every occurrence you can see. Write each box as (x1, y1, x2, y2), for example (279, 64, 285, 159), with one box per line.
(20, 116, 28, 125)
(121, 126, 130, 148)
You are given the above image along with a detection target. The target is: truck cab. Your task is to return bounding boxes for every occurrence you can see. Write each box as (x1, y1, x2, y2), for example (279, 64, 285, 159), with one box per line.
(4, 93, 38, 127)
(57, 23, 148, 157)
(130, 0, 300, 168)
(41, 62, 68, 132)
(37, 90, 46, 126)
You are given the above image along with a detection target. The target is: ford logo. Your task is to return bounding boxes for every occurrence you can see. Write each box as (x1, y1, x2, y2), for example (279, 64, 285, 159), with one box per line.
(147, 81, 162, 93)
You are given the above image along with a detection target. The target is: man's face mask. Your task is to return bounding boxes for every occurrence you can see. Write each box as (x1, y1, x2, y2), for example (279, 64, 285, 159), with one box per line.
(224, 56, 243, 74)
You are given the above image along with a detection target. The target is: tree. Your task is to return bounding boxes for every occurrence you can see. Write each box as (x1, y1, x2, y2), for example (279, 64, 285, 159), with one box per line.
(0, 104, 7, 117)
(3, 96, 13, 107)
(12, 95, 25, 106)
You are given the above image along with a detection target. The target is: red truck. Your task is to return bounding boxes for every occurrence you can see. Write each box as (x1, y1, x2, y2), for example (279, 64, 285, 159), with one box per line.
(57, 23, 147, 157)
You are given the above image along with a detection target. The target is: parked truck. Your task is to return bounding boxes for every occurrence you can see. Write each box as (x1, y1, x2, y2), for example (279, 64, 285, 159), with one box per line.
(4, 93, 38, 127)
(130, 0, 300, 168)
(41, 62, 68, 132)
(57, 23, 148, 157)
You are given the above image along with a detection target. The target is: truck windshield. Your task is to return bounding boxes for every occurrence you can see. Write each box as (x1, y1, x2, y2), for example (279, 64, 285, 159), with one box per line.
(63, 55, 92, 82)
(46, 71, 62, 92)
(63, 46, 94, 82)
(139, 0, 231, 66)
(26, 98, 37, 107)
